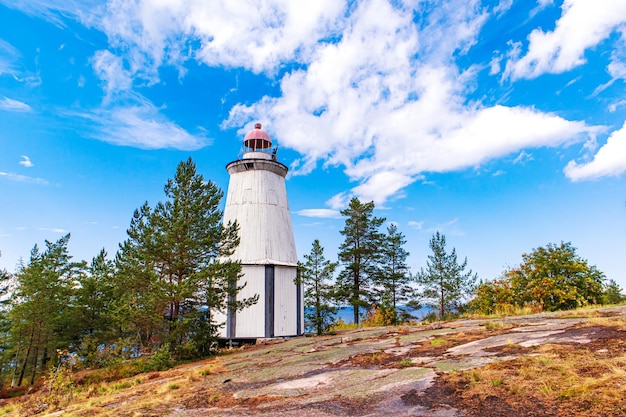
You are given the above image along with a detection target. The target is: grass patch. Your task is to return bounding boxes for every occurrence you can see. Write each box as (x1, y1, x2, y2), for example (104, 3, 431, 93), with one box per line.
(430, 338, 447, 346)
(443, 335, 626, 415)
(490, 378, 503, 387)
(396, 359, 414, 368)
(481, 320, 514, 330)
(330, 318, 361, 331)
(199, 364, 221, 376)
(0, 405, 16, 415)
(111, 381, 132, 391)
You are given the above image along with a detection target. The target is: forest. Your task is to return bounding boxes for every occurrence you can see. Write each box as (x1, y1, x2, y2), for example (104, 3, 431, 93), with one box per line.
(0, 157, 623, 391)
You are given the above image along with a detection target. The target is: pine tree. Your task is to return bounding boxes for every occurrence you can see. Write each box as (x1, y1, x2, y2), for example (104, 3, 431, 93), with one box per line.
(375, 224, 413, 323)
(113, 202, 165, 351)
(113, 158, 257, 356)
(336, 198, 385, 325)
(603, 279, 625, 304)
(8, 235, 83, 386)
(300, 240, 337, 335)
(75, 249, 116, 366)
(416, 232, 477, 320)
(0, 264, 13, 388)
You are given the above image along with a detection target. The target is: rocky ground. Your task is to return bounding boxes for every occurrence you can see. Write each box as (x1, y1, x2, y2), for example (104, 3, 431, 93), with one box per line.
(6, 306, 626, 417)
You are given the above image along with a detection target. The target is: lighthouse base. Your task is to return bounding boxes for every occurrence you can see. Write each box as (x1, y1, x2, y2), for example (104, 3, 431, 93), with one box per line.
(217, 264, 304, 339)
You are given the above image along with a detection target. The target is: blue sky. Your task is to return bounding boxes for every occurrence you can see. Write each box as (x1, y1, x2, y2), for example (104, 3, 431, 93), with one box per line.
(1, 0, 625, 290)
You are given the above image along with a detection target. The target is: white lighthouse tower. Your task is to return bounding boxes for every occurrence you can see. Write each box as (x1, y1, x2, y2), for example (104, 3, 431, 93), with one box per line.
(219, 123, 303, 339)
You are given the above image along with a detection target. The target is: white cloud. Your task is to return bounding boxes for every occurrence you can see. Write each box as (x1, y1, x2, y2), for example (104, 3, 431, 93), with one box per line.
(0, 0, 105, 31)
(408, 220, 424, 230)
(326, 192, 350, 211)
(513, 150, 533, 165)
(222, 0, 598, 206)
(564, 122, 626, 181)
(5, 0, 609, 206)
(530, 0, 555, 16)
(39, 227, 69, 234)
(489, 54, 502, 75)
(19, 155, 34, 168)
(96, 0, 346, 81)
(504, 0, 626, 80)
(351, 171, 414, 206)
(0, 39, 42, 86)
(608, 99, 626, 112)
(427, 218, 464, 236)
(0, 171, 48, 185)
(91, 50, 133, 101)
(0, 39, 20, 75)
(296, 209, 342, 219)
(0, 97, 32, 112)
(607, 27, 626, 82)
(73, 99, 208, 150)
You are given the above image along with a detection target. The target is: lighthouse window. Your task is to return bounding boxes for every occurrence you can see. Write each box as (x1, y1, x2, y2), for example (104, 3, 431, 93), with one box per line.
(245, 162, 254, 170)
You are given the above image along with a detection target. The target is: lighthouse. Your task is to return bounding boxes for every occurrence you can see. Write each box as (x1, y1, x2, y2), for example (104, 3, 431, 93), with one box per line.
(219, 123, 303, 339)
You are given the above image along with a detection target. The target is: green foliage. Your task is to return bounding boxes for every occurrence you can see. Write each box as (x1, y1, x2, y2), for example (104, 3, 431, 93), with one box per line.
(300, 240, 338, 335)
(44, 349, 77, 409)
(602, 279, 625, 305)
(362, 302, 397, 327)
(8, 235, 85, 386)
(329, 318, 360, 331)
(0, 158, 261, 386)
(74, 249, 116, 367)
(113, 158, 257, 357)
(470, 242, 606, 314)
(142, 343, 175, 372)
(415, 232, 477, 319)
(374, 224, 412, 324)
(0, 267, 13, 389)
(336, 198, 386, 325)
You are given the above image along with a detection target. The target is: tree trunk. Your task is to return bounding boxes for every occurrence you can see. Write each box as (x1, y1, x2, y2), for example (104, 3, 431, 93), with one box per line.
(440, 273, 445, 319)
(29, 344, 39, 386)
(10, 340, 21, 388)
(17, 326, 35, 387)
(353, 282, 359, 325)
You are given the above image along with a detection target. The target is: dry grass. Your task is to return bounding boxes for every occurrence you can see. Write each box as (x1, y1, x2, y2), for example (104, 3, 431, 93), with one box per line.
(443, 318, 626, 416)
(2, 308, 624, 417)
(0, 357, 230, 417)
(480, 320, 515, 330)
(329, 318, 361, 331)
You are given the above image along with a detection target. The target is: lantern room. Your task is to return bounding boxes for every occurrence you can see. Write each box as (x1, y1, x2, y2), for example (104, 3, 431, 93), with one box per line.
(243, 123, 275, 160)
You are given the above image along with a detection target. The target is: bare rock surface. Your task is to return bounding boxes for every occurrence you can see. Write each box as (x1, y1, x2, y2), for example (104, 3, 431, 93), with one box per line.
(160, 306, 625, 416)
(29, 306, 624, 417)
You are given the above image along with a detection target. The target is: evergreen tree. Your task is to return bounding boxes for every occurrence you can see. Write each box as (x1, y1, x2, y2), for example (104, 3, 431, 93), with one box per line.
(375, 224, 413, 323)
(114, 202, 165, 351)
(416, 232, 477, 320)
(300, 240, 337, 335)
(114, 158, 257, 356)
(75, 249, 116, 366)
(602, 279, 625, 304)
(8, 235, 84, 386)
(336, 198, 385, 325)
(0, 264, 13, 388)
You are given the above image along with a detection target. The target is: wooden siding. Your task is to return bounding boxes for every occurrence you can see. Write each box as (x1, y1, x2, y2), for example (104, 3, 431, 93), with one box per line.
(223, 161, 298, 266)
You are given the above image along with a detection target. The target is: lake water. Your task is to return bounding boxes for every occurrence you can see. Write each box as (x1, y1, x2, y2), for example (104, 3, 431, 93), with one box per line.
(333, 305, 434, 324)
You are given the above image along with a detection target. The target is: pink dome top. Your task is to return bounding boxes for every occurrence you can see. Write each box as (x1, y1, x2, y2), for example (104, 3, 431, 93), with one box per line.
(244, 123, 272, 149)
